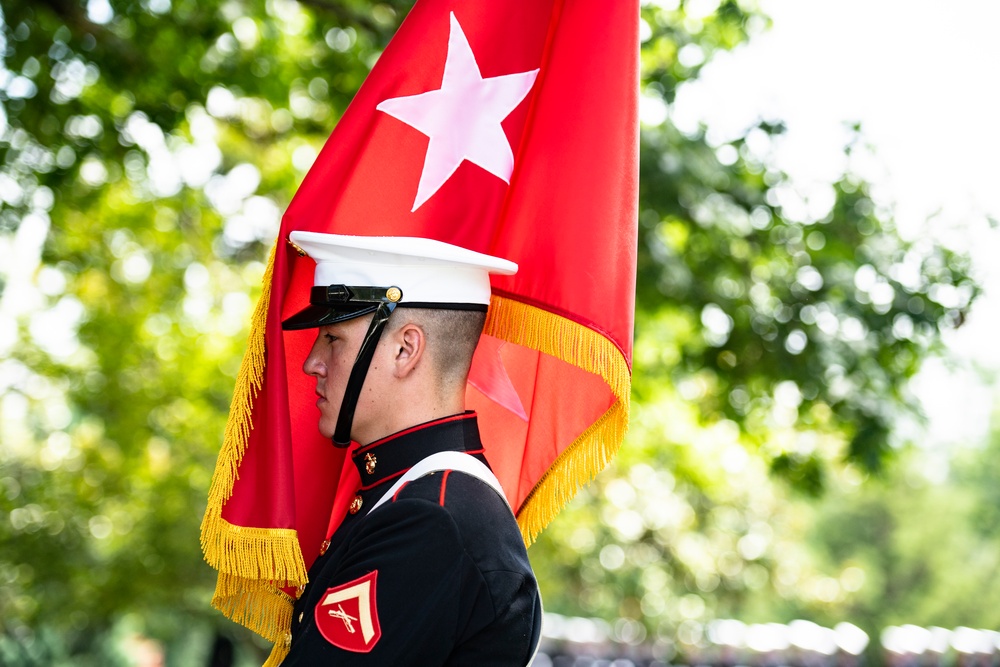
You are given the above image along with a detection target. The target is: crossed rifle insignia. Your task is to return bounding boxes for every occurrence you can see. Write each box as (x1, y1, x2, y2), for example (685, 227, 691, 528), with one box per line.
(328, 604, 358, 633)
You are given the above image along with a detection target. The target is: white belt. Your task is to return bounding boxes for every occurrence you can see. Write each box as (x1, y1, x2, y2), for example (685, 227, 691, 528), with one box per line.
(367, 450, 510, 515)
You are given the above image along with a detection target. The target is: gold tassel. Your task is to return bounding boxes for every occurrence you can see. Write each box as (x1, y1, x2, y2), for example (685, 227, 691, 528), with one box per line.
(263, 640, 290, 667)
(485, 295, 631, 546)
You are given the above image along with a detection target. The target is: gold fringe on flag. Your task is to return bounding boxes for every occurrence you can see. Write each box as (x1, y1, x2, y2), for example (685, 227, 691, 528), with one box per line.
(201, 519, 305, 587)
(200, 245, 308, 656)
(213, 575, 294, 666)
(212, 575, 294, 641)
(484, 294, 631, 546)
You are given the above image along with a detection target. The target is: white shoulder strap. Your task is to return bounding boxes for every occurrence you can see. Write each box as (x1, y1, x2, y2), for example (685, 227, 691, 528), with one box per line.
(367, 450, 509, 515)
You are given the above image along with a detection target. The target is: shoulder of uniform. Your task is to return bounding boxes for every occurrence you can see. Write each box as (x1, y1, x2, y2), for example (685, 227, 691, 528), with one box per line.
(389, 470, 506, 511)
(356, 485, 463, 544)
(385, 470, 446, 505)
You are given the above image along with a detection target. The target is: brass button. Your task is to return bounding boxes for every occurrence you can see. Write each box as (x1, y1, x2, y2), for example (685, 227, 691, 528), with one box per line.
(296, 583, 306, 596)
(364, 453, 377, 475)
(349, 495, 363, 514)
(284, 632, 292, 647)
(319, 539, 330, 556)
(386, 286, 402, 302)
(298, 612, 304, 623)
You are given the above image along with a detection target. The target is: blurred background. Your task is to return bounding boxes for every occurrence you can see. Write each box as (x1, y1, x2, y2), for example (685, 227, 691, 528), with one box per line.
(1, 0, 997, 665)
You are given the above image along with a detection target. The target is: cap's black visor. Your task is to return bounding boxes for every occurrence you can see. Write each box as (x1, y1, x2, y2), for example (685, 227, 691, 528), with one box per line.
(281, 284, 400, 331)
(282, 302, 380, 330)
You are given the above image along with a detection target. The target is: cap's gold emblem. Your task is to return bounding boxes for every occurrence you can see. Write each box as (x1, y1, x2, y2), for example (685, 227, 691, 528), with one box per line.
(386, 287, 402, 302)
(364, 453, 377, 475)
(286, 237, 306, 256)
(349, 495, 364, 514)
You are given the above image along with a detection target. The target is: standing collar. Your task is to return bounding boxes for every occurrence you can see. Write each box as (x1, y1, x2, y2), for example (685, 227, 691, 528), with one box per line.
(351, 412, 483, 489)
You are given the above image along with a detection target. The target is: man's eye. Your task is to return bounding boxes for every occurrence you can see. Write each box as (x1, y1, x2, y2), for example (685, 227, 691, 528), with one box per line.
(324, 333, 338, 344)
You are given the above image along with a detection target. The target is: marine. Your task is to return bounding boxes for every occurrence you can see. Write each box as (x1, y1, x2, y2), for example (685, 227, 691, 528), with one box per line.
(279, 231, 542, 665)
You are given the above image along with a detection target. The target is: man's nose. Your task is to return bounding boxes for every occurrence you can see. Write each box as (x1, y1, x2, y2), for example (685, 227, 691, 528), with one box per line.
(303, 335, 326, 377)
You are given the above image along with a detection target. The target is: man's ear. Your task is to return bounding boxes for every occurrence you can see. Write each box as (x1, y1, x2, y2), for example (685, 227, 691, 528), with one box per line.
(392, 322, 425, 378)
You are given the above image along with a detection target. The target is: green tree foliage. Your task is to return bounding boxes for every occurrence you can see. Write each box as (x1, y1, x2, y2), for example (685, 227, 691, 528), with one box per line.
(529, 0, 978, 648)
(811, 426, 1000, 632)
(0, 0, 979, 663)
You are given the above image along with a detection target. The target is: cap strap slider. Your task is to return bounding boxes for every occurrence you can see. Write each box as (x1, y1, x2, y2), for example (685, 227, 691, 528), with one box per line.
(310, 285, 403, 306)
(324, 285, 352, 303)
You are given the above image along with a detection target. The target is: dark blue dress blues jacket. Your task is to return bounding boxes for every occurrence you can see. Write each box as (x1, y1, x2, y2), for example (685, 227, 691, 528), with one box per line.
(283, 413, 542, 665)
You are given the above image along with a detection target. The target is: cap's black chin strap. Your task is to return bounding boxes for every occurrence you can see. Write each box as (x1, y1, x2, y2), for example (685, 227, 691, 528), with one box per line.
(332, 300, 397, 447)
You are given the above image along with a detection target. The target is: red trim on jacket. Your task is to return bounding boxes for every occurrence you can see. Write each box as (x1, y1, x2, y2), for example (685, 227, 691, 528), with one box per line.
(438, 470, 452, 506)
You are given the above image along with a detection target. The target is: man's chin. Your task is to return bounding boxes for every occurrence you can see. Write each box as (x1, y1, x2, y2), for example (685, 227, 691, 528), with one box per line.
(317, 419, 336, 440)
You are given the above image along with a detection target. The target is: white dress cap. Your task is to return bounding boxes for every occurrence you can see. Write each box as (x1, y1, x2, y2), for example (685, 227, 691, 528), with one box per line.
(289, 231, 517, 306)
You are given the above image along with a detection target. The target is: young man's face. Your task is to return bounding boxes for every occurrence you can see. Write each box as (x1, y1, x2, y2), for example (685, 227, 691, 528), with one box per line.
(302, 315, 374, 441)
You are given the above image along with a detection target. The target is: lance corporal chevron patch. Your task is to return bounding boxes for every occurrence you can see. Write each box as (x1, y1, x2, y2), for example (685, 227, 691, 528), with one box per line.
(315, 570, 382, 653)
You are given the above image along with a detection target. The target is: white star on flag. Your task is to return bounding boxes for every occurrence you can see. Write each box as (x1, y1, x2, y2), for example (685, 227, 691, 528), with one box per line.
(376, 12, 540, 212)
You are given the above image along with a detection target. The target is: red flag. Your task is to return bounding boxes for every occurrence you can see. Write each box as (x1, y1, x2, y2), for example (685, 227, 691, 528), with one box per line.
(201, 0, 638, 662)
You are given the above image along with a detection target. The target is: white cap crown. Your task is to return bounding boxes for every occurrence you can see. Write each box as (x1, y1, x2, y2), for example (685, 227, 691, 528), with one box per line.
(289, 231, 517, 308)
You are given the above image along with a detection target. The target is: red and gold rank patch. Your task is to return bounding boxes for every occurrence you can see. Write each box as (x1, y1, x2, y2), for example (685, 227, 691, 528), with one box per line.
(315, 570, 382, 653)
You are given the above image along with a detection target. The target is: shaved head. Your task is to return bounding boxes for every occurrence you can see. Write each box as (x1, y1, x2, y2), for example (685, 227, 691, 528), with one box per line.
(388, 308, 485, 391)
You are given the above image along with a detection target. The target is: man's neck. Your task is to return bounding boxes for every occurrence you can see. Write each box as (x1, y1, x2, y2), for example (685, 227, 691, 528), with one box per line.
(355, 394, 465, 446)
